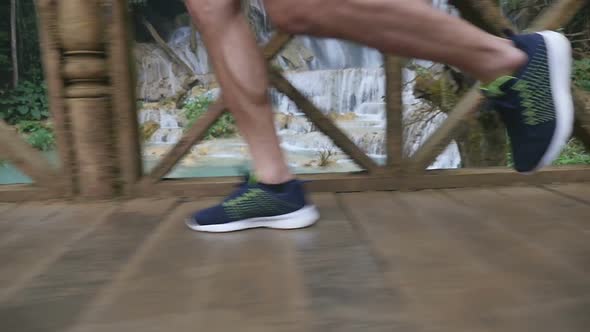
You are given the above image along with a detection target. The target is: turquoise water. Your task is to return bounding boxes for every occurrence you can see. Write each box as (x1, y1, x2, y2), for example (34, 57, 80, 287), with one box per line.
(0, 152, 354, 185)
(144, 158, 356, 179)
(0, 151, 59, 185)
(0, 163, 33, 184)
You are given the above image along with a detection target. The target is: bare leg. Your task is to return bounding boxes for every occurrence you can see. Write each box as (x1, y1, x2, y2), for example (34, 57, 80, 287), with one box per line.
(185, 0, 291, 184)
(185, 0, 526, 184)
(265, 0, 527, 84)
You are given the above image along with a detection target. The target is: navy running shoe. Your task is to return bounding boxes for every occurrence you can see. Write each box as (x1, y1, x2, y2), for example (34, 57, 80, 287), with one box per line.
(186, 175, 319, 233)
(481, 31, 574, 173)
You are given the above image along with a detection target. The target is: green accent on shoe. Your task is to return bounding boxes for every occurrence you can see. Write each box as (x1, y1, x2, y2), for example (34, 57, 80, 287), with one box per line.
(480, 75, 515, 97)
(221, 187, 300, 221)
(247, 173, 258, 185)
(510, 49, 556, 126)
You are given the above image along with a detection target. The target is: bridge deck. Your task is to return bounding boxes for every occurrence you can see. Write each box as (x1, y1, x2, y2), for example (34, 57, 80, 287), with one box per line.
(1, 184, 589, 332)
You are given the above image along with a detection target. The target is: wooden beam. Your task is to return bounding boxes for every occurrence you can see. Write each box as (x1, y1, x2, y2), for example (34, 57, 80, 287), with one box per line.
(409, 166, 590, 190)
(262, 32, 293, 59)
(0, 121, 61, 191)
(0, 185, 57, 202)
(108, 0, 143, 195)
(384, 56, 405, 171)
(140, 33, 294, 185)
(408, 88, 483, 171)
(58, 0, 117, 199)
(35, 0, 75, 196)
(136, 166, 590, 198)
(268, 69, 381, 174)
(143, 99, 226, 184)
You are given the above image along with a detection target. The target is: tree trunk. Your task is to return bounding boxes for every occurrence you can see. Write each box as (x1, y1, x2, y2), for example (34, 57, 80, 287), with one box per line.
(10, 0, 18, 87)
(456, 112, 507, 168)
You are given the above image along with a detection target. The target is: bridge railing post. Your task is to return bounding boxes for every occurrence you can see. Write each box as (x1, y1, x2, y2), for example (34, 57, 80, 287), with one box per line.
(107, 0, 143, 196)
(57, 0, 117, 199)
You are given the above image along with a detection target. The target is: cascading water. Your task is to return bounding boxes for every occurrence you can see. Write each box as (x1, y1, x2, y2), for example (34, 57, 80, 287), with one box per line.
(138, 0, 462, 174)
(140, 109, 184, 145)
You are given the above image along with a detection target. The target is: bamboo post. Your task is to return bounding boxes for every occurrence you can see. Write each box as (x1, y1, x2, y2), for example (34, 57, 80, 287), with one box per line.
(57, 0, 116, 199)
(108, 0, 143, 195)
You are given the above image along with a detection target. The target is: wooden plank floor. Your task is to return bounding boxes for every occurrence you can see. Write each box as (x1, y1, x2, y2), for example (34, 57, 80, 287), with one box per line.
(0, 184, 589, 332)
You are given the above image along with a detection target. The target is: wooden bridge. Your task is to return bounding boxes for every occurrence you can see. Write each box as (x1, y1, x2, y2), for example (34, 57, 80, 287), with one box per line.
(1, 184, 590, 331)
(1, 0, 590, 331)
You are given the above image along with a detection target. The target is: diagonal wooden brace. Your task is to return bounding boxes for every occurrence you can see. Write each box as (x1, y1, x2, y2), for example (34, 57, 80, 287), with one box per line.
(142, 33, 293, 184)
(268, 69, 380, 174)
(0, 121, 62, 191)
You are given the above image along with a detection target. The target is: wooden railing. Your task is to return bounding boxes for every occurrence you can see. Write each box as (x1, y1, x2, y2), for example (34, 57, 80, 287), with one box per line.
(0, 0, 589, 201)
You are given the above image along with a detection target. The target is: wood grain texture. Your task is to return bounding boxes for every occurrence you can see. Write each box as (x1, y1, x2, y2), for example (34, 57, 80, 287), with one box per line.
(342, 189, 590, 331)
(0, 203, 116, 303)
(340, 191, 528, 331)
(1, 186, 590, 331)
(0, 199, 178, 332)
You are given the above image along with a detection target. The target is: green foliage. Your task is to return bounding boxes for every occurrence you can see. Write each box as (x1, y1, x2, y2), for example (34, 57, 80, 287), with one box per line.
(16, 120, 55, 151)
(573, 59, 590, 91)
(554, 139, 590, 166)
(0, 79, 48, 124)
(507, 139, 590, 167)
(184, 95, 237, 140)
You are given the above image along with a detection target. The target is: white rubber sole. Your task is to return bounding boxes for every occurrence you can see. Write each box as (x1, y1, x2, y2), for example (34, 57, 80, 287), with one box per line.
(527, 31, 575, 174)
(186, 205, 320, 233)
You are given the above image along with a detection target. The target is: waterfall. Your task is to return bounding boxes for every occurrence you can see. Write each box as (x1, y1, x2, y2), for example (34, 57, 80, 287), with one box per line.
(137, 0, 462, 170)
(140, 109, 184, 145)
(271, 68, 385, 115)
(298, 37, 383, 70)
